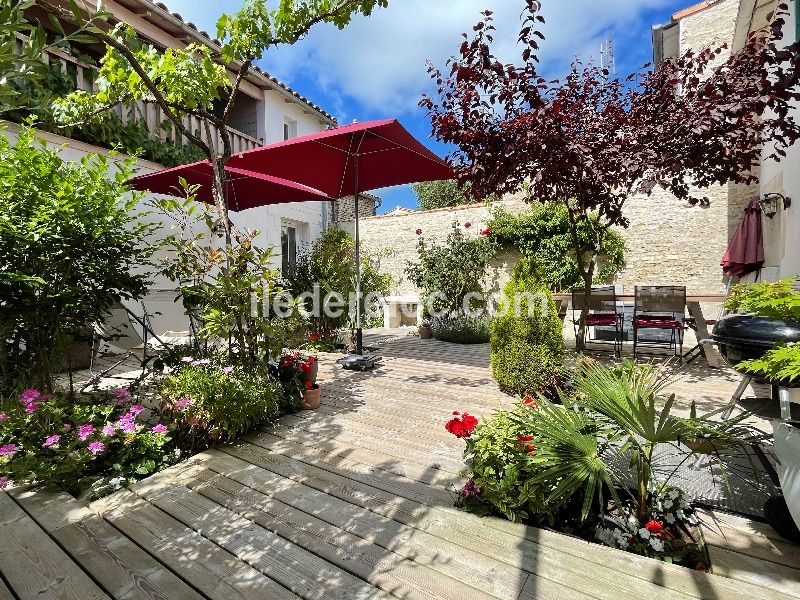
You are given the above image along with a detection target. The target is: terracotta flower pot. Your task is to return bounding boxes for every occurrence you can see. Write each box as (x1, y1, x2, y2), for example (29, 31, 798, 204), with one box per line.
(301, 386, 321, 410)
(419, 325, 432, 340)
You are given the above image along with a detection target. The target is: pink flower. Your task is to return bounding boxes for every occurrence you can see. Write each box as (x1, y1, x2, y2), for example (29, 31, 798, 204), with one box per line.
(87, 441, 105, 455)
(151, 423, 168, 434)
(0, 443, 18, 457)
(39, 393, 53, 402)
(42, 434, 61, 448)
(480, 227, 491, 236)
(0, 476, 8, 489)
(23, 402, 38, 414)
(77, 424, 96, 441)
(180, 356, 194, 363)
(222, 366, 234, 375)
(119, 419, 137, 433)
(0, 412, 7, 421)
(174, 396, 192, 409)
(62, 423, 72, 431)
(101, 424, 116, 437)
(113, 387, 130, 404)
(19, 388, 40, 402)
(129, 404, 145, 415)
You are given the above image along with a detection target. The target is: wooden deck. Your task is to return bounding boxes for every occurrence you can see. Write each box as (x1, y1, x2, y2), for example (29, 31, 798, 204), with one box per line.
(2, 333, 799, 599)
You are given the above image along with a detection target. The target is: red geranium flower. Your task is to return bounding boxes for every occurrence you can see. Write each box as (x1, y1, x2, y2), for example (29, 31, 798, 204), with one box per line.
(305, 380, 314, 390)
(480, 227, 491, 235)
(415, 228, 422, 235)
(445, 411, 478, 438)
(517, 435, 533, 442)
(644, 520, 664, 534)
(309, 332, 320, 342)
(522, 396, 539, 408)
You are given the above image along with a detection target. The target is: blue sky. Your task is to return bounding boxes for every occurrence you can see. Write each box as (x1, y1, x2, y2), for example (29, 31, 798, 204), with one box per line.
(163, 0, 692, 213)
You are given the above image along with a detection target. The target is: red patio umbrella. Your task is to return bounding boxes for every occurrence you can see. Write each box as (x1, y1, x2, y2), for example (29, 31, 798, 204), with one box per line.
(228, 119, 454, 355)
(128, 160, 331, 210)
(722, 198, 764, 278)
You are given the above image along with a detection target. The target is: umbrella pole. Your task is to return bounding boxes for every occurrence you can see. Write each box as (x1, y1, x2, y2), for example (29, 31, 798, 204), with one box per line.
(354, 154, 363, 355)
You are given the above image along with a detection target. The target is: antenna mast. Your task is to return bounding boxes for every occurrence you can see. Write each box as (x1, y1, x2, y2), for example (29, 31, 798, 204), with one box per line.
(600, 37, 616, 77)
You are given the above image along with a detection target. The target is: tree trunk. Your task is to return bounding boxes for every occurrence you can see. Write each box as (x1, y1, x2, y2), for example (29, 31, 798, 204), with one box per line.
(210, 157, 232, 246)
(575, 256, 596, 352)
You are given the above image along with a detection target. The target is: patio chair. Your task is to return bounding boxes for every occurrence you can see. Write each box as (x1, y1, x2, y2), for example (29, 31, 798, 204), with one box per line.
(633, 285, 686, 360)
(571, 286, 624, 357)
(83, 301, 175, 390)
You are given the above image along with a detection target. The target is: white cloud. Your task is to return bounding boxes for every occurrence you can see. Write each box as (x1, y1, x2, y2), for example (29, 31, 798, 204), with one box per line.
(152, 1, 677, 119)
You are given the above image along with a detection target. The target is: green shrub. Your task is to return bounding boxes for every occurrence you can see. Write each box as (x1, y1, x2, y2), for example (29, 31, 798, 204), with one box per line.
(724, 277, 800, 322)
(457, 404, 558, 522)
(432, 314, 491, 344)
(0, 386, 175, 496)
(0, 125, 156, 392)
(159, 358, 286, 455)
(287, 227, 393, 347)
(490, 259, 565, 395)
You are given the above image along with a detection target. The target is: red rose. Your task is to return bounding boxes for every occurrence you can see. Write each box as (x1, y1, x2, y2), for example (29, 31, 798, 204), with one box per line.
(480, 227, 491, 235)
(415, 229, 422, 235)
(464, 222, 471, 228)
(644, 520, 664, 534)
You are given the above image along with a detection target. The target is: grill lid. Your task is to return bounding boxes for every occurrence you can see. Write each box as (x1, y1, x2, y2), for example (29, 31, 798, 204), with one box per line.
(712, 313, 800, 348)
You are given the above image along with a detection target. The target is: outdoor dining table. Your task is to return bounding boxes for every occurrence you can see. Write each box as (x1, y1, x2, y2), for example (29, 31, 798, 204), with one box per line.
(551, 293, 727, 367)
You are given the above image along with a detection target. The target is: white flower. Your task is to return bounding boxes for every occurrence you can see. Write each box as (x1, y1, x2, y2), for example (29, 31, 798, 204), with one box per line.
(676, 509, 686, 521)
(663, 499, 673, 509)
(669, 489, 680, 500)
(638, 528, 651, 539)
(665, 513, 676, 525)
(649, 538, 665, 552)
(627, 515, 639, 529)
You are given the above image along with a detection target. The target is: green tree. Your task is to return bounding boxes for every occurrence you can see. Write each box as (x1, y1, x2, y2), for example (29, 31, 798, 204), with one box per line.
(412, 179, 470, 210)
(488, 204, 625, 291)
(0, 124, 155, 391)
(50, 0, 388, 241)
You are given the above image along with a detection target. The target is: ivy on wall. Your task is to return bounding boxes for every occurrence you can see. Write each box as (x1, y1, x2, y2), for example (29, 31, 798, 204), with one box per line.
(486, 203, 626, 292)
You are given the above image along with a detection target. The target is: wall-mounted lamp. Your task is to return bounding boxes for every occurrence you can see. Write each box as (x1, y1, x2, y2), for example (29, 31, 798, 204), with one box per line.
(758, 192, 792, 219)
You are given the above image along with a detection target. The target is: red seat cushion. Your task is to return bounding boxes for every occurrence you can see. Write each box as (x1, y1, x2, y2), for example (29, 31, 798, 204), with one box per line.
(634, 317, 683, 329)
(585, 314, 620, 326)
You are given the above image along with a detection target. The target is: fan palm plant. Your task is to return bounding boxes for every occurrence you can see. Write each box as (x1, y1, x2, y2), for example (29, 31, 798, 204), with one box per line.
(519, 359, 757, 522)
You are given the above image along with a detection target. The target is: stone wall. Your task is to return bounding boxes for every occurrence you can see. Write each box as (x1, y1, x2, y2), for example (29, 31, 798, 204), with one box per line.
(332, 194, 378, 223)
(338, 197, 527, 297)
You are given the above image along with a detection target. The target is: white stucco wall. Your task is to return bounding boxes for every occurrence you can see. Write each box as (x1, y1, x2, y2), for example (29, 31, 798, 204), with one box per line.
(1, 89, 332, 334)
(757, 1, 800, 280)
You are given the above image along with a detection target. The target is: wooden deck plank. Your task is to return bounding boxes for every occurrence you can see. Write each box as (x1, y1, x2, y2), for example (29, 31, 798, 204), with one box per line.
(0, 492, 109, 600)
(172, 463, 507, 600)
(91, 490, 297, 600)
(0, 577, 14, 600)
(698, 508, 800, 569)
(219, 440, 770, 600)
(129, 470, 392, 600)
(11, 487, 201, 600)
(705, 545, 800, 598)
(191, 450, 535, 600)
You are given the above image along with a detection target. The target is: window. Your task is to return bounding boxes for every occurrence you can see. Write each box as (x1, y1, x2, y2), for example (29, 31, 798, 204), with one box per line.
(281, 225, 297, 275)
(796, 0, 800, 42)
(283, 117, 297, 141)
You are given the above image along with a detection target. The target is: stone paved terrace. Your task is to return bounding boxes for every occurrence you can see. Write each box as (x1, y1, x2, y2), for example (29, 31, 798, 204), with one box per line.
(2, 333, 799, 599)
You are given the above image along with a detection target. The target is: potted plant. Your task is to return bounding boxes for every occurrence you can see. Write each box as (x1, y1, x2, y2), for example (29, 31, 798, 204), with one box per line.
(301, 380, 321, 410)
(418, 319, 432, 340)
